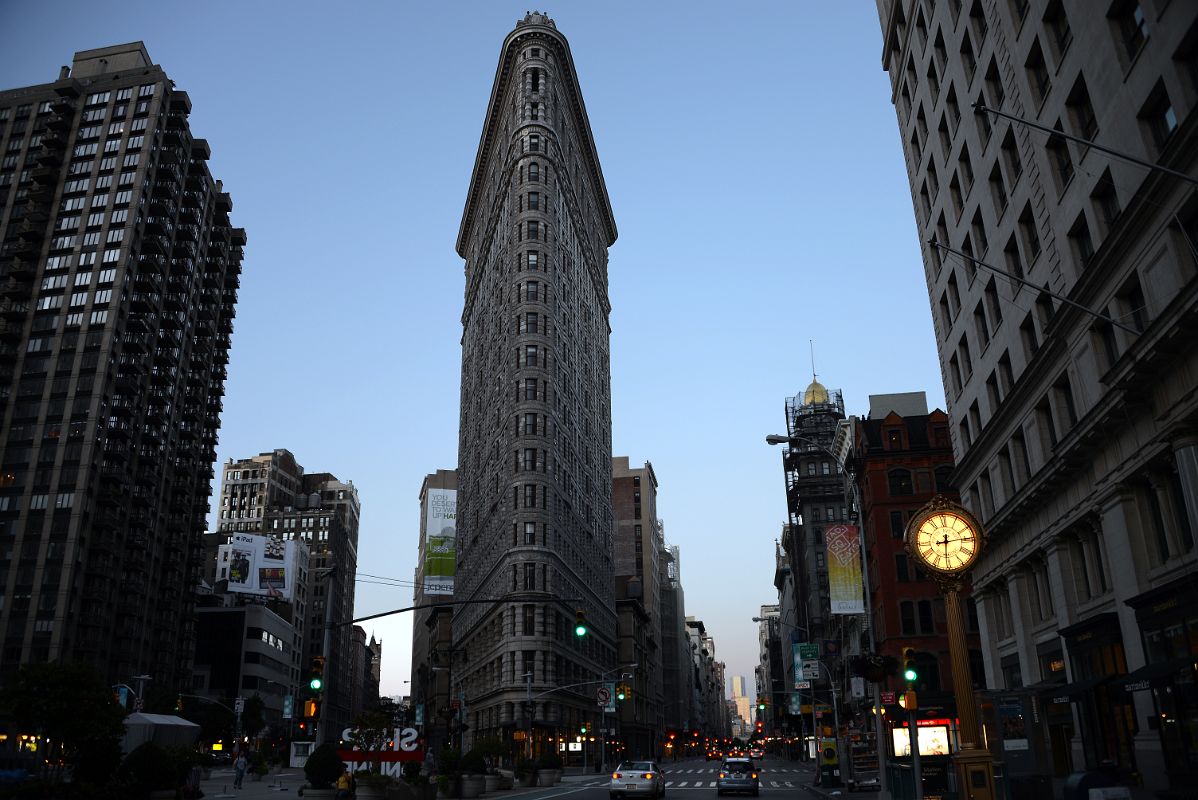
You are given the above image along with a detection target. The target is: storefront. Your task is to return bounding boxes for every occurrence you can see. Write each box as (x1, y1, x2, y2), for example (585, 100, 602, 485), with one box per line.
(1124, 578, 1198, 791)
(1058, 613, 1137, 780)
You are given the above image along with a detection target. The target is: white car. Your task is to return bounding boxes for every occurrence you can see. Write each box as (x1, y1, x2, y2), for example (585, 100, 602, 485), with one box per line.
(611, 760, 665, 798)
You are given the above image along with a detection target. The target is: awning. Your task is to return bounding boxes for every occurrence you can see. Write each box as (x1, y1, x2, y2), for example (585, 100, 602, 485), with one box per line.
(1111, 657, 1196, 693)
(1039, 674, 1114, 704)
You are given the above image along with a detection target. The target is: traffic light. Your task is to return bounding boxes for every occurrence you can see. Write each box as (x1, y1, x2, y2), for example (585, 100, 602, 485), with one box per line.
(574, 609, 587, 637)
(756, 720, 763, 733)
(616, 684, 627, 701)
(902, 647, 917, 683)
(303, 698, 321, 718)
(309, 655, 325, 691)
(757, 700, 766, 711)
(579, 723, 589, 734)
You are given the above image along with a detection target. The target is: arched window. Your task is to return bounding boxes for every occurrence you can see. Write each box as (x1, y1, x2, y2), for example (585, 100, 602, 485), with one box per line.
(821, 461, 831, 475)
(934, 465, 954, 492)
(889, 469, 915, 495)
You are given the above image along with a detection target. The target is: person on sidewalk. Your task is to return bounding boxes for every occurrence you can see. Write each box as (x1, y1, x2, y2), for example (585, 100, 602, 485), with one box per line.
(335, 767, 354, 799)
(233, 753, 248, 790)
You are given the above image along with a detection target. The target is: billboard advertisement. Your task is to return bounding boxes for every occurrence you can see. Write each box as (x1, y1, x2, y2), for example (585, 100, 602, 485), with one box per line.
(423, 488, 456, 595)
(825, 524, 864, 614)
(219, 533, 303, 601)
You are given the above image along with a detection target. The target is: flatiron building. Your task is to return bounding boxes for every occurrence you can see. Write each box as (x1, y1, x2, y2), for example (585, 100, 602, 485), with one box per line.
(452, 12, 618, 752)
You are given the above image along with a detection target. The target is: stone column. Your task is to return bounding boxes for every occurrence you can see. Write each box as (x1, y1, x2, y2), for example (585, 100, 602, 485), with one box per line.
(1006, 572, 1035, 684)
(1044, 539, 1075, 640)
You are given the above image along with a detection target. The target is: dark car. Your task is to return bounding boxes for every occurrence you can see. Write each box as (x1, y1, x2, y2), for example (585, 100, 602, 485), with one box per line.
(717, 757, 759, 796)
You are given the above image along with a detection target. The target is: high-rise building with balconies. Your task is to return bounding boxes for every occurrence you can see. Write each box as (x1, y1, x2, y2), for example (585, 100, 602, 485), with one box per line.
(452, 12, 618, 756)
(0, 43, 242, 691)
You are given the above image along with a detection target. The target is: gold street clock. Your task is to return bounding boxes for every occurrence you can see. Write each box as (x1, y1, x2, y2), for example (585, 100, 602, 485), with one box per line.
(905, 496, 984, 575)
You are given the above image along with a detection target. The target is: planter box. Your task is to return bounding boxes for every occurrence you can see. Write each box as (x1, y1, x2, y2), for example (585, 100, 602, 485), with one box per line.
(536, 770, 556, 787)
(484, 774, 501, 792)
(460, 774, 485, 798)
(301, 790, 337, 800)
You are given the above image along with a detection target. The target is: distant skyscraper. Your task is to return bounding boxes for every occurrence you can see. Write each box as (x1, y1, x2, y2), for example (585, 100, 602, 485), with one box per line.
(612, 457, 664, 756)
(0, 43, 242, 690)
(212, 450, 360, 737)
(452, 12, 618, 751)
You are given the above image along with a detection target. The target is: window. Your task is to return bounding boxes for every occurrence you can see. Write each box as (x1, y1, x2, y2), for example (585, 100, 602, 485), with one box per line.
(1046, 123, 1074, 190)
(971, 210, 989, 257)
(974, 300, 991, 348)
(522, 605, 535, 635)
(1066, 76, 1098, 141)
(1018, 203, 1040, 260)
(528, 134, 539, 152)
(889, 469, 914, 496)
(1025, 39, 1051, 104)
(528, 162, 539, 182)
(1036, 396, 1058, 448)
(989, 163, 1008, 212)
(524, 522, 536, 544)
(1068, 212, 1094, 264)
(1044, 0, 1072, 60)
(527, 220, 538, 240)
(958, 145, 974, 192)
(900, 601, 917, 635)
(523, 563, 535, 590)
(528, 192, 539, 210)
(1020, 311, 1039, 359)
(1110, 0, 1148, 63)
(1053, 373, 1078, 429)
(1139, 80, 1178, 152)
(890, 511, 906, 539)
(918, 599, 935, 634)
(1091, 169, 1121, 233)
(1001, 129, 1022, 184)
(1009, 0, 1029, 25)
(896, 554, 911, 582)
(961, 33, 977, 84)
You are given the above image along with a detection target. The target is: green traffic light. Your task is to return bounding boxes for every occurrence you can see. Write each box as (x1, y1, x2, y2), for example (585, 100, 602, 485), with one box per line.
(903, 667, 917, 681)
(310, 677, 324, 691)
(574, 624, 587, 637)
(617, 689, 626, 701)
(757, 702, 765, 710)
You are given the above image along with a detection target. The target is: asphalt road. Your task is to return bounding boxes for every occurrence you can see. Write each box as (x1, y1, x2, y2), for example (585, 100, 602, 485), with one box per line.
(200, 756, 823, 800)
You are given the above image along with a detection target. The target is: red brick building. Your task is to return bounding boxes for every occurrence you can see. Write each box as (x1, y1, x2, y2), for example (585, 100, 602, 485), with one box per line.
(845, 393, 984, 720)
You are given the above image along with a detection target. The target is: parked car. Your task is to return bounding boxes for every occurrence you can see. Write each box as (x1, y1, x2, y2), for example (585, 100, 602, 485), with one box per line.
(611, 760, 665, 798)
(717, 757, 759, 797)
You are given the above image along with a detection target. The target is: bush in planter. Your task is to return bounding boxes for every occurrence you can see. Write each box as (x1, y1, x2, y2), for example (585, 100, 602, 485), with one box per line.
(356, 767, 394, 789)
(120, 742, 178, 794)
(535, 751, 562, 771)
(402, 761, 428, 785)
(436, 747, 461, 776)
(514, 757, 535, 779)
(459, 750, 487, 776)
(303, 742, 346, 790)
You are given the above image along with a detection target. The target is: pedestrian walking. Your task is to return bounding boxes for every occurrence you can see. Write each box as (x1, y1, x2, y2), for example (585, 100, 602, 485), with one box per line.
(335, 766, 354, 799)
(233, 753, 248, 790)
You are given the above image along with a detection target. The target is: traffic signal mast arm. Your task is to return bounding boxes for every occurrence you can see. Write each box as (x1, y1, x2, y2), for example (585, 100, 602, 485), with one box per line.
(339, 595, 585, 627)
(526, 676, 624, 702)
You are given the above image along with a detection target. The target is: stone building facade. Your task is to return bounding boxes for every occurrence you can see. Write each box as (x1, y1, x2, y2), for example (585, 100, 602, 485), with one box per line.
(452, 12, 619, 755)
(0, 42, 242, 691)
(877, 1, 1198, 791)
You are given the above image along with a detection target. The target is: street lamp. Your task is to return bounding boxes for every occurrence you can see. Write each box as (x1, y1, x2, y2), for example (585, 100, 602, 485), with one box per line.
(766, 432, 889, 798)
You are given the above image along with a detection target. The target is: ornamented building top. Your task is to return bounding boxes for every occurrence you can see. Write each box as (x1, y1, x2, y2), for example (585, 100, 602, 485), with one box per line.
(517, 11, 556, 28)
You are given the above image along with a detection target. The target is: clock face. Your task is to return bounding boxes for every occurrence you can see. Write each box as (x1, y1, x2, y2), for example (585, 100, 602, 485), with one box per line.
(912, 511, 979, 573)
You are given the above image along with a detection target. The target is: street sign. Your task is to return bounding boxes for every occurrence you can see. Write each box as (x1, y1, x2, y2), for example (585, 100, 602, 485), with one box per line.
(414, 705, 424, 726)
(802, 659, 820, 680)
(881, 691, 896, 704)
(234, 697, 245, 714)
(796, 680, 812, 689)
(282, 695, 293, 720)
(597, 684, 613, 712)
(798, 643, 819, 660)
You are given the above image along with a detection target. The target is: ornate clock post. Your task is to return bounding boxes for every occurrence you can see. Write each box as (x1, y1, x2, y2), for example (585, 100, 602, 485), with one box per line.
(904, 495, 997, 800)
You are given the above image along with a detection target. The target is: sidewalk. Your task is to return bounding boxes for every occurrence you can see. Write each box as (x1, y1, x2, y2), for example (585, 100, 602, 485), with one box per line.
(200, 765, 603, 799)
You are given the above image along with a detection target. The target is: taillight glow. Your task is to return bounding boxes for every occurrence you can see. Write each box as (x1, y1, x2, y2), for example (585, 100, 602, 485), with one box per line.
(612, 773, 621, 779)
(719, 773, 726, 779)
(751, 773, 758, 779)
(642, 773, 654, 779)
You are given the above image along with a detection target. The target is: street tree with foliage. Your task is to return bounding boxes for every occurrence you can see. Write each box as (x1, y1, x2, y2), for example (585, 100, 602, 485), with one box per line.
(0, 661, 126, 786)
(347, 709, 392, 773)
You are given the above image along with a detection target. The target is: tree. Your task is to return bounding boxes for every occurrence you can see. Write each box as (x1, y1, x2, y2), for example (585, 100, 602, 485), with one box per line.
(0, 662, 126, 785)
(347, 709, 392, 773)
(241, 693, 266, 740)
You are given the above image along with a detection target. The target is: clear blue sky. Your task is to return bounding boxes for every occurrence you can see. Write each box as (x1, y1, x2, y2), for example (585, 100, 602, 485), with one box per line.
(1, 1, 945, 703)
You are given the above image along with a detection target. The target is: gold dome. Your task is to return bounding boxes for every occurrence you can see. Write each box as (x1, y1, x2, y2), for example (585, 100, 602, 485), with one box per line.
(803, 379, 829, 405)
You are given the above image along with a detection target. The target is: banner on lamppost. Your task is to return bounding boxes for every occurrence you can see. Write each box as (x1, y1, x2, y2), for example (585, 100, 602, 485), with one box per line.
(423, 488, 456, 595)
(825, 524, 864, 614)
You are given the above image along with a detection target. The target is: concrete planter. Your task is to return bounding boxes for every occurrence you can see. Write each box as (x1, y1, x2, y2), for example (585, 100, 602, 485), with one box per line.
(301, 790, 337, 800)
(484, 773, 501, 792)
(536, 770, 556, 787)
(460, 774, 485, 798)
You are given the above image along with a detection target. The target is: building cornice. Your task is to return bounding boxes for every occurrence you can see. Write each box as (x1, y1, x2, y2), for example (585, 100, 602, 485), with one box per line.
(457, 17, 617, 257)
